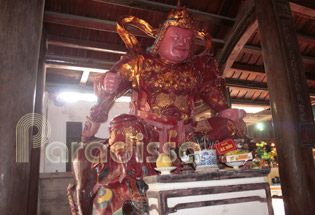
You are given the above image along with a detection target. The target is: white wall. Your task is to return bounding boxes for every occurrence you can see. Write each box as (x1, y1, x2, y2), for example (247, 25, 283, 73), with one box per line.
(40, 92, 130, 173)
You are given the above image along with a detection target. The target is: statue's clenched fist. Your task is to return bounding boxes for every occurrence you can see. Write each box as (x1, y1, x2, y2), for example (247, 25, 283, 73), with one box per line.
(218, 108, 246, 121)
(104, 72, 122, 93)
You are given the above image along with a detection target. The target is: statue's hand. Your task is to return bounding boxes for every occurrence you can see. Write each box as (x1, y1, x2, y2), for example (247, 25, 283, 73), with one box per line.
(104, 72, 122, 94)
(218, 108, 246, 121)
(82, 117, 101, 142)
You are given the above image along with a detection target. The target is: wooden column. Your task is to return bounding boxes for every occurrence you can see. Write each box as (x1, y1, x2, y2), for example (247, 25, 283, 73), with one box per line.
(27, 32, 47, 215)
(255, 0, 315, 214)
(0, 0, 45, 214)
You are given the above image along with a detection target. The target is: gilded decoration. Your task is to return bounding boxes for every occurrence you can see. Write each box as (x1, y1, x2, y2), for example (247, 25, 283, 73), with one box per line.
(149, 5, 196, 53)
(123, 126, 137, 137)
(109, 126, 137, 146)
(142, 61, 198, 91)
(116, 4, 212, 55)
(169, 130, 178, 138)
(116, 55, 200, 92)
(110, 141, 133, 158)
(155, 93, 171, 108)
(174, 95, 189, 111)
(152, 92, 190, 119)
(227, 120, 237, 136)
(118, 55, 144, 88)
(109, 131, 116, 145)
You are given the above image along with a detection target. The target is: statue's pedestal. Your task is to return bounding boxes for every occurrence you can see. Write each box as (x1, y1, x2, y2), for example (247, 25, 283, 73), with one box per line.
(144, 169, 273, 215)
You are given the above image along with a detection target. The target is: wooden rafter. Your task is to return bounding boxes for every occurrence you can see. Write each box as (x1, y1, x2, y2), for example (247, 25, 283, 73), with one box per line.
(80, 70, 90, 86)
(47, 33, 315, 65)
(45, 63, 108, 74)
(44, 11, 226, 47)
(45, 82, 93, 93)
(44, 11, 314, 67)
(92, 0, 235, 26)
(297, 33, 315, 45)
(242, 44, 315, 65)
(289, 2, 315, 20)
(47, 35, 128, 55)
(231, 63, 315, 81)
(225, 78, 267, 91)
(45, 54, 114, 71)
(44, 11, 149, 37)
(230, 99, 270, 106)
(217, 0, 258, 77)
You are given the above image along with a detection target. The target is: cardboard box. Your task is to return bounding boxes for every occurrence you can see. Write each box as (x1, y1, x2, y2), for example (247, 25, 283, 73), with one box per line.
(219, 152, 253, 163)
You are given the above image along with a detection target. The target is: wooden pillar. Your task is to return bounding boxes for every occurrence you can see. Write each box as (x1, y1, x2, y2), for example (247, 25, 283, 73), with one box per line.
(255, 0, 315, 214)
(27, 32, 47, 215)
(0, 0, 45, 214)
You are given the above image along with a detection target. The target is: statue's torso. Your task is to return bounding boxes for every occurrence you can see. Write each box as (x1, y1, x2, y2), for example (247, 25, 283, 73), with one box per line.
(133, 54, 201, 121)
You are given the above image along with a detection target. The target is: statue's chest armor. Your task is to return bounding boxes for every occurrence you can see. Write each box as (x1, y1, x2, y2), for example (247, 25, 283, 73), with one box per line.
(141, 58, 198, 92)
(139, 58, 199, 119)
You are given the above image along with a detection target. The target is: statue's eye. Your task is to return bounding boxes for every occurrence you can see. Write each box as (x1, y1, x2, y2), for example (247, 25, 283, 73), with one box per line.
(174, 37, 179, 41)
(184, 38, 191, 43)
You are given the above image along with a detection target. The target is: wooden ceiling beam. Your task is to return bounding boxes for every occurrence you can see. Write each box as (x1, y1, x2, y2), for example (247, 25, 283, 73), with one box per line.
(44, 11, 207, 47)
(92, 0, 235, 26)
(301, 55, 315, 65)
(45, 54, 114, 71)
(231, 62, 315, 81)
(46, 82, 93, 93)
(242, 44, 315, 65)
(297, 33, 315, 45)
(47, 33, 314, 65)
(230, 99, 270, 106)
(289, 2, 315, 20)
(44, 11, 149, 37)
(47, 34, 128, 55)
(225, 78, 267, 91)
(250, 27, 315, 45)
(226, 75, 315, 96)
(46, 33, 225, 55)
(80, 70, 90, 86)
(217, 0, 258, 77)
(232, 62, 265, 74)
(45, 11, 116, 32)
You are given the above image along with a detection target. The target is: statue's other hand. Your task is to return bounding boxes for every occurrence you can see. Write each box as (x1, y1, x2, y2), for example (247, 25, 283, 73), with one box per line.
(104, 72, 122, 94)
(218, 108, 246, 121)
(81, 117, 101, 142)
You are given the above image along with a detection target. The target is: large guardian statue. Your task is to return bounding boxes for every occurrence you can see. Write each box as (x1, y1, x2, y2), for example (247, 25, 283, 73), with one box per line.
(68, 2, 246, 215)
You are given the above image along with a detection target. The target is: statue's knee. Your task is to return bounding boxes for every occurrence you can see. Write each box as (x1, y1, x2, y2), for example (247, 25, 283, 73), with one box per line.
(109, 114, 147, 145)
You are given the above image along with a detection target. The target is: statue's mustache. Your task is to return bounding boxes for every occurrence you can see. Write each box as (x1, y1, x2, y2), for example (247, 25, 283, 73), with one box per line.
(174, 46, 189, 52)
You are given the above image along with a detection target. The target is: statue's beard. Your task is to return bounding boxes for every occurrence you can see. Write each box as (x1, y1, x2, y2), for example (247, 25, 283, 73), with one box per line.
(174, 47, 190, 59)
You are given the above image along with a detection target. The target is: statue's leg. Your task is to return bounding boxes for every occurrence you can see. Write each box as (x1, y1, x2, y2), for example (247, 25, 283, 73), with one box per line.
(202, 117, 236, 142)
(196, 117, 247, 143)
(68, 140, 106, 215)
(108, 114, 155, 214)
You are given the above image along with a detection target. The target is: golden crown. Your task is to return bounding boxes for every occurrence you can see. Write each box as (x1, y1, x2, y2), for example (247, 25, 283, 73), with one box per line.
(148, 2, 196, 53)
(117, 1, 212, 54)
(164, 2, 195, 30)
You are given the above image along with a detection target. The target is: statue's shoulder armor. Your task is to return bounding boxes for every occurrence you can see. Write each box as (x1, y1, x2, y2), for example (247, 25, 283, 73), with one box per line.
(192, 53, 220, 81)
(114, 51, 147, 88)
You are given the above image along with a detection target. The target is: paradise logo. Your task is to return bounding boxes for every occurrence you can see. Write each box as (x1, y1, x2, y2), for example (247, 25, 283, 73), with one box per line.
(16, 113, 203, 164)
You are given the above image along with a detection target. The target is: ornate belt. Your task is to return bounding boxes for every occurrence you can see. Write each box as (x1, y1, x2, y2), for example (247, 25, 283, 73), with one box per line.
(136, 110, 180, 125)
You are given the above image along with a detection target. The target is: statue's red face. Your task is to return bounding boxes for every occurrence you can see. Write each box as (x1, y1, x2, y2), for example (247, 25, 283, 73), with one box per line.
(157, 26, 193, 63)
